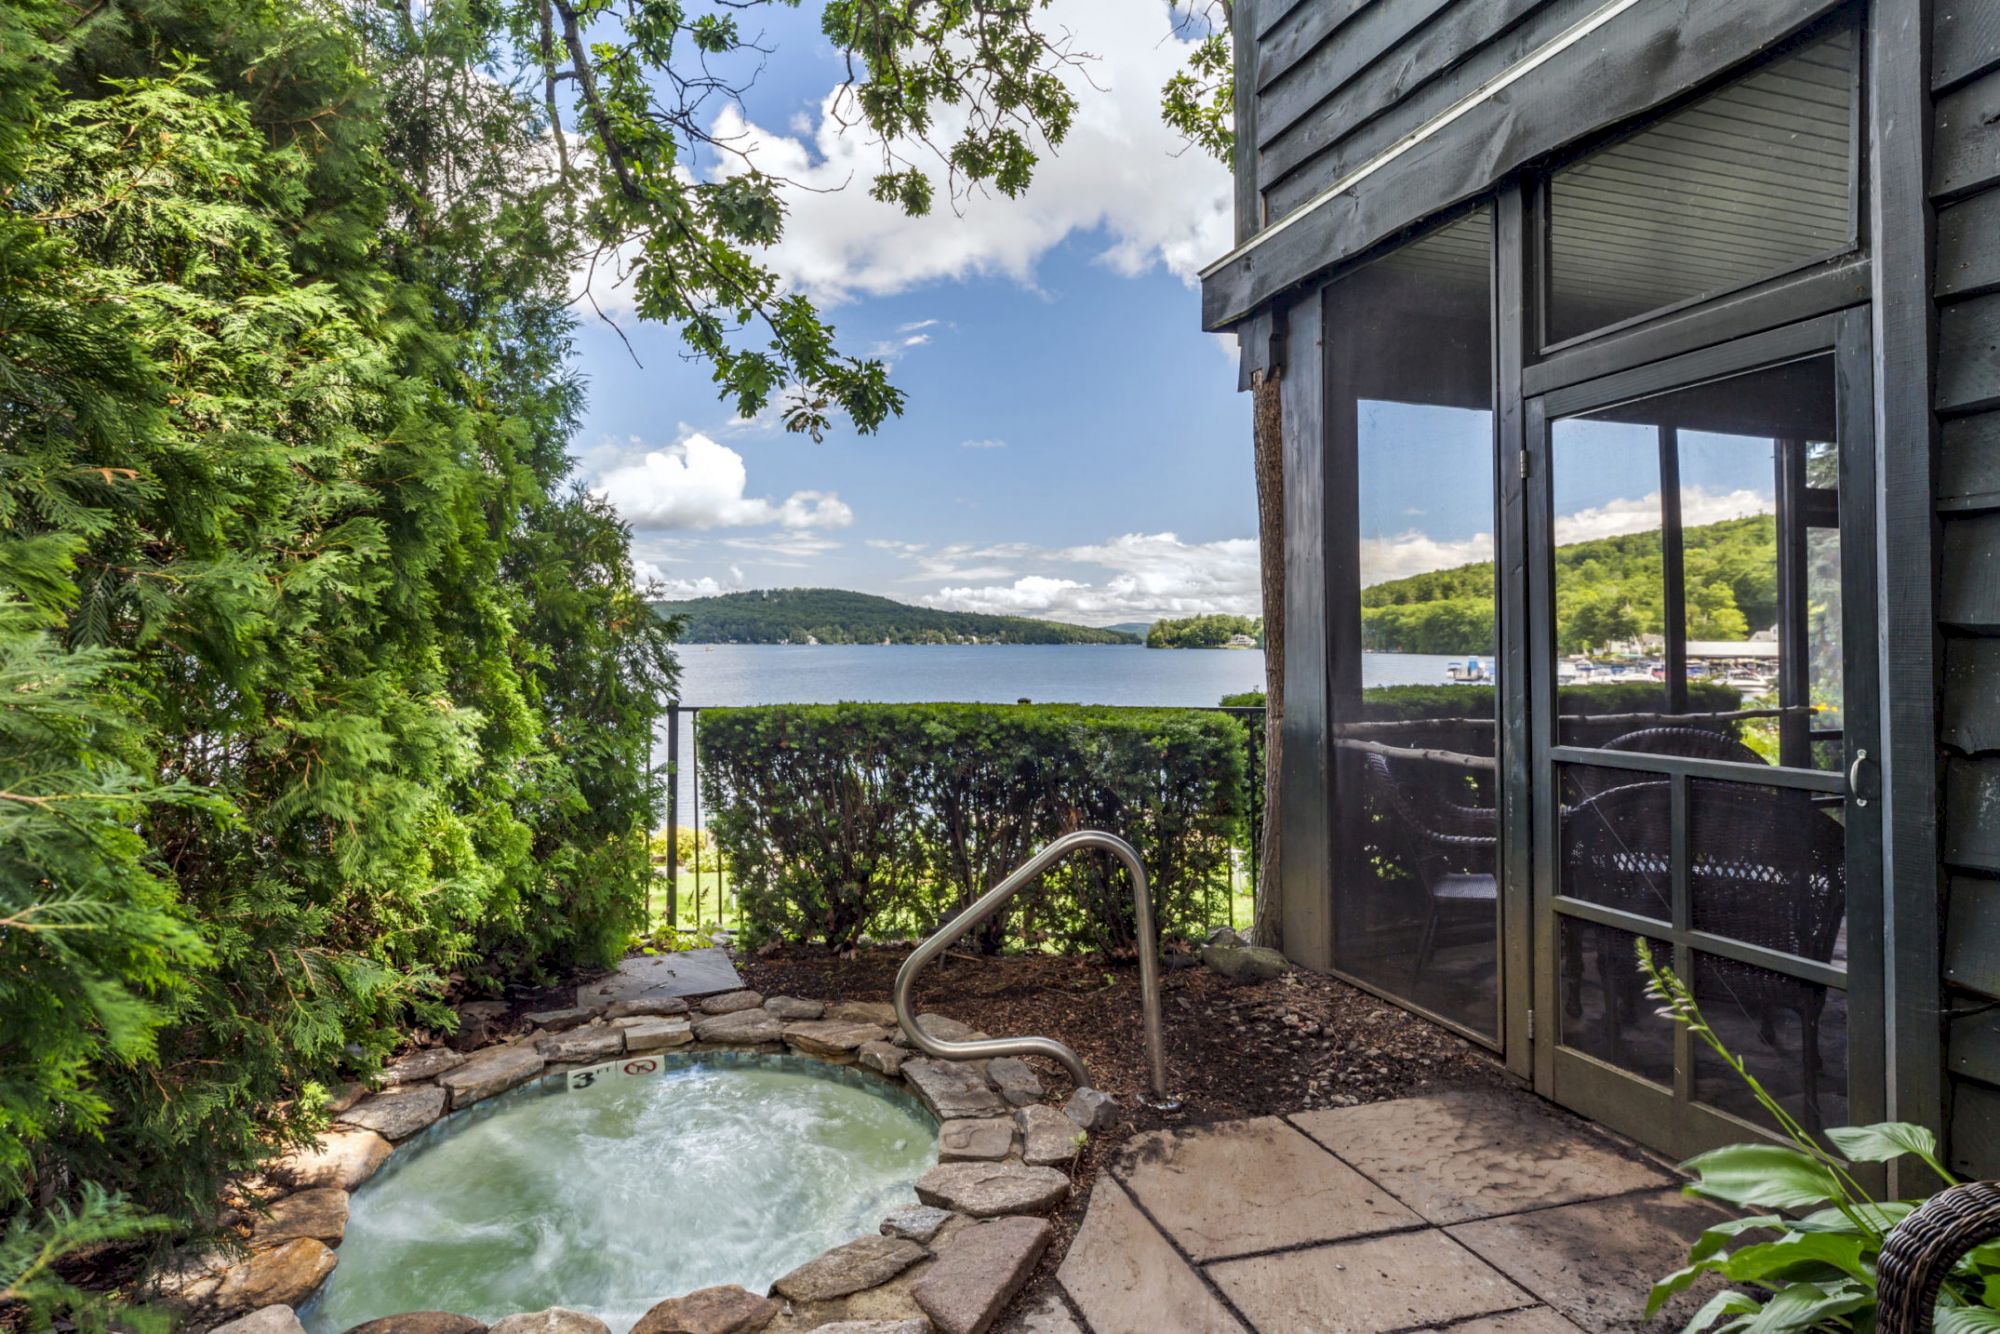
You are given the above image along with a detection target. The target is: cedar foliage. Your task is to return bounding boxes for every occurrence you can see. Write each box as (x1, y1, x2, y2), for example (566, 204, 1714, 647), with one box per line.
(0, 0, 674, 1295)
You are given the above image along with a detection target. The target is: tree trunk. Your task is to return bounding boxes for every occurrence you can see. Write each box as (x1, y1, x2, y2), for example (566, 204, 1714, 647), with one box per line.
(1251, 366, 1285, 952)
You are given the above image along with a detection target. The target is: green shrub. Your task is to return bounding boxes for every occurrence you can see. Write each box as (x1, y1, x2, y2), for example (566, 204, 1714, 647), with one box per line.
(697, 704, 1247, 953)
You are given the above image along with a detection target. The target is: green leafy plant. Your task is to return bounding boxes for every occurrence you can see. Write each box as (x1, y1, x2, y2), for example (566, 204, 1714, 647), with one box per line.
(697, 703, 1246, 953)
(1638, 943, 2000, 1332)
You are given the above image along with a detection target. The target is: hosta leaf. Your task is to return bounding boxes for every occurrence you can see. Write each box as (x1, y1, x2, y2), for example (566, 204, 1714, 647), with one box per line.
(1738, 1281, 1872, 1332)
(1825, 1123, 1952, 1180)
(1794, 1201, 1914, 1234)
(1936, 1308, 2000, 1334)
(1719, 1233, 1873, 1285)
(1683, 1144, 1845, 1210)
(1683, 1288, 1760, 1332)
(1690, 1215, 1787, 1261)
(1650, 1259, 1726, 1317)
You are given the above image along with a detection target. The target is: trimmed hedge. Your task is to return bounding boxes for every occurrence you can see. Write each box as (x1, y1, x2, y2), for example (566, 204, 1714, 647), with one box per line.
(696, 704, 1247, 953)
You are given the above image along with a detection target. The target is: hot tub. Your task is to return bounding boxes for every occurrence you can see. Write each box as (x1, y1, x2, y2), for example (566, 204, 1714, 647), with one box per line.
(297, 1053, 938, 1332)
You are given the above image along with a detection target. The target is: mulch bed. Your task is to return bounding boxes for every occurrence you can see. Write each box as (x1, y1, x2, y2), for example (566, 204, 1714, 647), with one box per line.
(737, 942, 1513, 1290)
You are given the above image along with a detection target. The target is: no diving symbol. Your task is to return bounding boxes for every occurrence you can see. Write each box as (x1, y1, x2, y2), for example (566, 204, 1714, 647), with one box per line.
(622, 1059, 659, 1076)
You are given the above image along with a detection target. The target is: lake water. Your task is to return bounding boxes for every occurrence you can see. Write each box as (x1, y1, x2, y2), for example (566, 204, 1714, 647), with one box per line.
(654, 644, 1457, 823)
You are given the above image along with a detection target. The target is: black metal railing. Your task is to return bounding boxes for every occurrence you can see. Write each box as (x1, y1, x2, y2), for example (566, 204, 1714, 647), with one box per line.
(647, 700, 1267, 936)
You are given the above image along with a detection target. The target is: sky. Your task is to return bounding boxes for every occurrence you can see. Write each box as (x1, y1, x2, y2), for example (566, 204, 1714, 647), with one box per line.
(568, 0, 1256, 628)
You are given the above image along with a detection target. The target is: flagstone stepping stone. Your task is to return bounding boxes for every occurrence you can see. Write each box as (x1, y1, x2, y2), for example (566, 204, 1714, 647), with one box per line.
(986, 1058, 1042, 1107)
(451, 1000, 511, 1051)
(783, 1019, 889, 1059)
(209, 1305, 307, 1334)
(903, 1059, 1008, 1120)
(895, 1013, 982, 1048)
(578, 949, 742, 1011)
(771, 1235, 929, 1302)
(249, 1187, 348, 1249)
(1016, 1105, 1082, 1166)
(827, 1000, 897, 1026)
(381, 1047, 467, 1085)
(692, 1008, 787, 1044)
(880, 1204, 956, 1243)
(207, 1238, 339, 1315)
(524, 1006, 595, 1032)
(912, 1216, 1052, 1334)
(270, 1128, 391, 1191)
(535, 1027, 624, 1063)
(938, 1117, 1016, 1162)
(1062, 1088, 1116, 1131)
(915, 1162, 1069, 1218)
(698, 990, 765, 1015)
(621, 1017, 694, 1052)
(631, 1284, 780, 1334)
(994, 1287, 1085, 1333)
(339, 1085, 446, 1141)
(857, 1040, 907, 1077)
(763, 995, 824, 1020)
(809, 1322, 928, 1334)
(604, 995, 690, 1020)
(344, 1314, 489, 1334)
(438, 1044, 545, 1109)
(487, 1310, 611, 1334)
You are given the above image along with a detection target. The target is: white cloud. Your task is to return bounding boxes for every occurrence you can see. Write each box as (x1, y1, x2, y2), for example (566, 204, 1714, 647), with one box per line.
(641, 569, 734, 599)
(1360, 530, 1496, 587)
(591, 432, 854, 531)
(960, 438, 1007, 450)
(917, 530, 1261, 625)
(903, 333, 931, 347)
(898, 319, 941, 333)
(706, 0, 1232, 305)
(1552, 487, 1772, 547)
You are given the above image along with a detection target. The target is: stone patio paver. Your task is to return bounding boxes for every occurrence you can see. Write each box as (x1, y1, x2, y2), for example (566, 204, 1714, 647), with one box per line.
(1207, 1231, 1535, 1334)
(1116, 1115, 1420, 1261)
(1287, 1088, 1677, 1225)
(1056, 1181, 1247, 1334)
(1446, 1188, 1731, 1331)
(1414, 1307, 1583, 1332)
(1049, 1084, 1725, 1334)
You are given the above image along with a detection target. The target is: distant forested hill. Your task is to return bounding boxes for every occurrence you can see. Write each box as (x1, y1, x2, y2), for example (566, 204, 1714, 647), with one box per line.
(652, 588, 1138, 645)
(1362, 514, 1780, 655)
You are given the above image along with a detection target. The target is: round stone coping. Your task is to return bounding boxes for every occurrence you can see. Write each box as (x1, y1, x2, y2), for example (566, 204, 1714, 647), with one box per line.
(199, 994, 1077, 1334)
(373, 1049, 937, 1171)
(290, 1049, 954, 1330)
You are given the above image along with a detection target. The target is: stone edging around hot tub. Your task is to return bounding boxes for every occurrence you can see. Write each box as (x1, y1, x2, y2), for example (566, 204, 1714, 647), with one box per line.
(158, 988, 1119, 1334)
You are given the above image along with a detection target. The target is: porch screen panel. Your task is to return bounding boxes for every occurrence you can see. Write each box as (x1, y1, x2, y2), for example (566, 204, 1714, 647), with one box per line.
(1547, 357, 1851, 1136)
(1324, 210, 1499, 1043)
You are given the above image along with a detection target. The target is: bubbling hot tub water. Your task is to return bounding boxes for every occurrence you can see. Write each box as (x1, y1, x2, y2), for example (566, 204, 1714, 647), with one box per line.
(299, 1055, 938, 1334)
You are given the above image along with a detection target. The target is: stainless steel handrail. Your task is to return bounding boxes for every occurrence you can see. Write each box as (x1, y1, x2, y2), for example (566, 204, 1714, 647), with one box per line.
(892, 829, 1172, 1104)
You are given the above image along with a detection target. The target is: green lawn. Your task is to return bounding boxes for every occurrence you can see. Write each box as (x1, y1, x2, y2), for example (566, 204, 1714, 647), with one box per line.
(643, 857, 1255, 944)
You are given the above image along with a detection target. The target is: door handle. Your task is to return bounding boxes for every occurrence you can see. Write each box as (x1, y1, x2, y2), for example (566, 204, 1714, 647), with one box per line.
(1848, 748, 1874, 806)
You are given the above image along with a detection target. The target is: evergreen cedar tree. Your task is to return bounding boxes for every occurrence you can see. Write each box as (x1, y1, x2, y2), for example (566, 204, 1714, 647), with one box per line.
(0, 0, 1241, 1316)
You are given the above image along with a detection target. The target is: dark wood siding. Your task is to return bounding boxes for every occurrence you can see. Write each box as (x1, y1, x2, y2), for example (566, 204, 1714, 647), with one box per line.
(1208, 0, 1843, 330)
(1932, 3, 2000, 1181)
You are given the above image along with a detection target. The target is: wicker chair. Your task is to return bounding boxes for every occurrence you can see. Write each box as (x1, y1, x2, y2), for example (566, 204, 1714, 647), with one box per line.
(1564, 725, 1770, 802)
(1562, 778, 1846, 1126)
(1362, 750, 1497, 982)
(1877, 1180, 2000, 1332)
